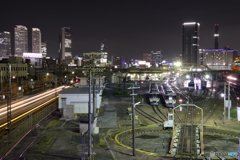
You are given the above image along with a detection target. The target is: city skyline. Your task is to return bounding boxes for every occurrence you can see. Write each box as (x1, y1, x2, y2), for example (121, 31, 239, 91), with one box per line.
(0, 1, 240, 61)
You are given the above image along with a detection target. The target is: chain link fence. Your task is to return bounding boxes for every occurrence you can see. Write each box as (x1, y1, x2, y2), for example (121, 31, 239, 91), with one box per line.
(0, 101, 57, 158)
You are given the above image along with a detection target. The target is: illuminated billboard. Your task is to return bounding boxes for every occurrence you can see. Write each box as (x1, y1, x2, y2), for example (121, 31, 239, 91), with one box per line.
(65, 39, 72, 48)
(23, 53, 42, 58)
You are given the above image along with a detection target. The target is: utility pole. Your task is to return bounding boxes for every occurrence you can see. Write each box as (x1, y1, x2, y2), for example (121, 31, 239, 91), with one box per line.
(93, 76, 95, 118)
(1, 70, 2, 94)
(228, 81, 230, 119)
(224, 82, 226, 125)
(6, 64, 11, 133)
(88, 69, 92, 160)
(128, 84, 140, 156)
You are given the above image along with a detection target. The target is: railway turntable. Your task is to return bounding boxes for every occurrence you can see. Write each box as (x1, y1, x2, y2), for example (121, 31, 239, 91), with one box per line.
(169, 104, 204, 159)
(169, 124, 204, 157)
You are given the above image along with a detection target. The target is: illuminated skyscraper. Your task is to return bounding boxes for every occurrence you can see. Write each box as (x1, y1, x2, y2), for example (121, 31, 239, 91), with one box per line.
(41, 42, 47, 58)
(59, 27, 72, 59)
(14, 25, 28, 56)
(32, 28, 41, 53)
(0, 31, 11, 57)
(182, 22, 200, 64)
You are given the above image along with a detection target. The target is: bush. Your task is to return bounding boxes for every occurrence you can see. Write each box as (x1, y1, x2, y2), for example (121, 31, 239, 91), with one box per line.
(117, 83, 122, 87)
(101, 97, 104, 102)
(114, 90, 119, 95)
(230, 109, 237, 118)
(103, 89, 106, 95)
(122, 90, 129, 95)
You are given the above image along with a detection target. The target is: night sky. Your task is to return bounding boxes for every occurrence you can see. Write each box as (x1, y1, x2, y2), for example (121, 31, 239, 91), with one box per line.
(1, 0, 240, 61)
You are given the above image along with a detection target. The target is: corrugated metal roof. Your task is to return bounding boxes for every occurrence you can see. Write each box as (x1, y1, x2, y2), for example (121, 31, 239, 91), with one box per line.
(59, 87, 101, 94)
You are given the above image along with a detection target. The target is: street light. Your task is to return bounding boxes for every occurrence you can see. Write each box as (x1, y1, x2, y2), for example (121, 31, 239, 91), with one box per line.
(132, 101, 141, 156)
(221, 93, 225, 98)
(205, 75, 210, 79)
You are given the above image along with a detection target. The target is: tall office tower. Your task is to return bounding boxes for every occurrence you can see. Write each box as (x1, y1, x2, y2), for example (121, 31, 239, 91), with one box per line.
(32, 28, 41, 53)
(214, 24, 219, 49)
(41, 42, 47, 58)
(59, 27, 72, 59)
(182, 22, 200, 64)
(14, 25, 28, 56)
(0, 31, 11, 57)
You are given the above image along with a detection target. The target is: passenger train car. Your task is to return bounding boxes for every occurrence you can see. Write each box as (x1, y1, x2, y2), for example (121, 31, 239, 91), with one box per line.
(148, 83, 160, 105)
(161, 84, 176, 107)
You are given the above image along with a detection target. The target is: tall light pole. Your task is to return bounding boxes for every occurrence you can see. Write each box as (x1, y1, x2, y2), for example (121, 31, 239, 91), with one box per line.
(128, 84, 140, 156)
(88, 69, 92, 160)
(224, 82, 226, 125)
(228, 81, 230, 119)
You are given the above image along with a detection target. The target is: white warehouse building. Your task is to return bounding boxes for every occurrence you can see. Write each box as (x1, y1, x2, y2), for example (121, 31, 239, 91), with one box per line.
(58, 87, 102, 120)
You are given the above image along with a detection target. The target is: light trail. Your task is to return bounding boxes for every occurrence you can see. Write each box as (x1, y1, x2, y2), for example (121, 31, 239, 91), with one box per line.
(0, 86, 69, 116)
(0, 96, 58, 129)
(0, 86, 66, 110)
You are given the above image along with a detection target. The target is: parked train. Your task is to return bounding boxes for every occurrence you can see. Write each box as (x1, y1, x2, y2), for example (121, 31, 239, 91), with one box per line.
(162, 77, 168, 84)
(149, 83, 160, 105)
(161, 84, 176, 107)
(169, 77, 176, 84)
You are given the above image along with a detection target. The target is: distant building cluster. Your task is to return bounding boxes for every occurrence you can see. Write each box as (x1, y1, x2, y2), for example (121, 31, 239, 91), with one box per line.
(181, 22, 238, 68)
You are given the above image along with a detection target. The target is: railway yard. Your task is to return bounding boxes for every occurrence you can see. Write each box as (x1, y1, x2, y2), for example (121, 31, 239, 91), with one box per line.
(2, 75, 240, 160)
(3, 79, 240, 160)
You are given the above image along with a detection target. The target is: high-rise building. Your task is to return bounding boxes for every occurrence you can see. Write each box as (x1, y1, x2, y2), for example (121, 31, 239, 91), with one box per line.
(182, 22, 200, 64)
(41, 42, 47, 58)
(32, 28, 41, 53)
(59, 27, 72, 60)
(14, 25, 28, 56)
(0, 31, 11, 57)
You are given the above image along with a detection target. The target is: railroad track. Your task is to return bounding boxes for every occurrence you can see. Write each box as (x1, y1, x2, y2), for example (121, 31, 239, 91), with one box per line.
(135, 107, 163, 124)
(151, 105, 165, 122)
(178, 106, 196, 160)
(196, 98, 221, 124)
(194, 89, 208, 104)
(171, 85, 193, 103)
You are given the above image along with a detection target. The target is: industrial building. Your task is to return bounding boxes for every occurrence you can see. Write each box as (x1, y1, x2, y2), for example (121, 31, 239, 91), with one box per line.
(0, 31, 11, 57)
(182, 22, 200, 64)
(14, 25, 28, 56)
(58, 87, 102, 120)
(59, 27, 72, 60)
